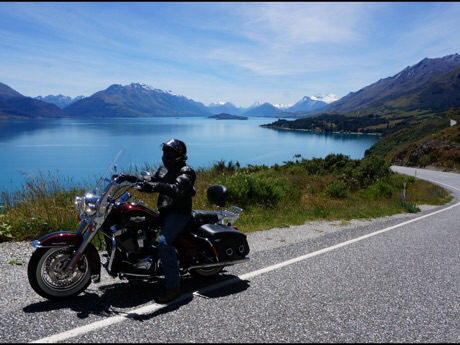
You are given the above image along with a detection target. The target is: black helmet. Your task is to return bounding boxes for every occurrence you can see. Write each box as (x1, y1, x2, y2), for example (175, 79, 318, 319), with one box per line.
(161, 139, 187, 169)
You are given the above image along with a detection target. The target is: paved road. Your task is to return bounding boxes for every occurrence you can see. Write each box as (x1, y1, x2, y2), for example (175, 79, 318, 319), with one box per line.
(0, 166, 459, 343)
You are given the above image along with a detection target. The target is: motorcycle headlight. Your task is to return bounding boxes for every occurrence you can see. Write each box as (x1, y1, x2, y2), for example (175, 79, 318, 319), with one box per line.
(74, 196, 85, 214)
(85, 203, 97, 216)
(74, 194, 99, 217)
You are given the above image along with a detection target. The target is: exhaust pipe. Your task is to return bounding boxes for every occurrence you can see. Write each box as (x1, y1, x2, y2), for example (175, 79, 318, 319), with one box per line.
(188, 258, 249, 270)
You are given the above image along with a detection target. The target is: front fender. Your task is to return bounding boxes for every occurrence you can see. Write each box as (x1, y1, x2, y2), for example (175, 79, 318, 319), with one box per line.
(32, 230, 82, 249)
(31, 231, 101, 278)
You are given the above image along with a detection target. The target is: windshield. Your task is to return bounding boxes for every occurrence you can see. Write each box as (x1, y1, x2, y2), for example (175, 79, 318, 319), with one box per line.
(92, 150, 124, 195)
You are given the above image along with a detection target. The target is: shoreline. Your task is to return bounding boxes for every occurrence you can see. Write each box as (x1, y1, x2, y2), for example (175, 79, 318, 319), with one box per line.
(260, 124, 383, 136)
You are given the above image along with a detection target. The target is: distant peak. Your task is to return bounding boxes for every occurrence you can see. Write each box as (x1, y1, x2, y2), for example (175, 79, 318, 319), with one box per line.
(310, 93, 339, 103)
(273, 103, 292, 109)
(209, 100, 228, 106)
(107, 83, 178, 96)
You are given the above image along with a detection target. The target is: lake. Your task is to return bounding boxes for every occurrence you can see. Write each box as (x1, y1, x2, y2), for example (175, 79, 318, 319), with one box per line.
(0, 117, 378, 193)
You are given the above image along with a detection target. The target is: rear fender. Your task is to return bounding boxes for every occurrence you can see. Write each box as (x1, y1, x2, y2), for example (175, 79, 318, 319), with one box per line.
(31, 231, 101, 278)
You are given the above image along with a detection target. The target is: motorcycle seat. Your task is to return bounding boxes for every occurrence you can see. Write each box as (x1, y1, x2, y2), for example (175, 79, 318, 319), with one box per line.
(190, 210, 220, 227)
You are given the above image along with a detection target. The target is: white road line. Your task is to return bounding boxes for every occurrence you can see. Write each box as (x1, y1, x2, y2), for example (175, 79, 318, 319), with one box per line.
(391, 167, 460, 192)
(31, 201, 460, 343)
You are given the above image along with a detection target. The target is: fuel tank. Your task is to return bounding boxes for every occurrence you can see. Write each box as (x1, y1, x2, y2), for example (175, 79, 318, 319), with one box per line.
(117, 202, 160, 229)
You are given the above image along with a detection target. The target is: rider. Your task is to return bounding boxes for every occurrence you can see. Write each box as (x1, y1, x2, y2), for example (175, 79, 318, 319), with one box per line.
(136, 138, 196, 303)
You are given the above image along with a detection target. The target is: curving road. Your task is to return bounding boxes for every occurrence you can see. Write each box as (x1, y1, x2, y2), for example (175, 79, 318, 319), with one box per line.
(0, 166, 459, 343)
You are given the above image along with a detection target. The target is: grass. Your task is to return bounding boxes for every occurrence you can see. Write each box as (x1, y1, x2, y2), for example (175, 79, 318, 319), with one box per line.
(0, 155, 452, 243)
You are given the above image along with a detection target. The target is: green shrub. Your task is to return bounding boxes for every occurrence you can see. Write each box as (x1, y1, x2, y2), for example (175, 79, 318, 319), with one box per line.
(0, 215, 13, 241)
(221, 172, 291, 207)
(324, 153, 351, 172)
(347, 156, 390, 188)
(302, 158, 326, 175)
(368, 180, 394, 199)
(209, 160, 240, 174)
(400, 200, 421, 213)
(324, 180, 348, 198)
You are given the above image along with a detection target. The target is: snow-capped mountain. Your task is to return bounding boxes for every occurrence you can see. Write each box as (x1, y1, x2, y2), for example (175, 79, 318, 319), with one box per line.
(207, 101, 245, 115)
(237, 94, 335, 117)
(65, 83, 210, 117)
(285, 96, 328, 113)
(35, 94, 85, 109)
(243, 102, 283, 117)
(273, 103, 292, 109)
(124, 83, 179, 96)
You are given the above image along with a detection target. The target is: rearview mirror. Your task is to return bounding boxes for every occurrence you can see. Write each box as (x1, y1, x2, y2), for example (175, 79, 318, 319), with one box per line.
(141, 171, 152, 181)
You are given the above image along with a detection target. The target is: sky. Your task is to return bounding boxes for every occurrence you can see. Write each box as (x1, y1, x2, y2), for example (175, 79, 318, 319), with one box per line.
(0, 2, 459, 107)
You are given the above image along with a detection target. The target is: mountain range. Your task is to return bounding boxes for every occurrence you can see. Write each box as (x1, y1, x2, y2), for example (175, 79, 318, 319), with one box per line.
(0, 82, 332, 118)
(1, 53, 459, 119)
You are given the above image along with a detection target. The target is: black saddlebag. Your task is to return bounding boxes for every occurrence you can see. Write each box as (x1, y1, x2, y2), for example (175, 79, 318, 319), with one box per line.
(194, 224, 250, 261)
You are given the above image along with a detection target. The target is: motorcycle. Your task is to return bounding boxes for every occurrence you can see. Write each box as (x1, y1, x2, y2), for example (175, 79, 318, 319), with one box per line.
(27, 162, 250, 301)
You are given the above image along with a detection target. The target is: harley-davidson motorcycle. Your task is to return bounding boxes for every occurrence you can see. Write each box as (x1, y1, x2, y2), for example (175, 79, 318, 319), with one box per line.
(27, 164, 250, 301)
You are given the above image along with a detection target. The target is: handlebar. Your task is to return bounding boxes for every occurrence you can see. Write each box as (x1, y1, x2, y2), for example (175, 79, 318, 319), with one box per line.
(112, 174, 141, 184)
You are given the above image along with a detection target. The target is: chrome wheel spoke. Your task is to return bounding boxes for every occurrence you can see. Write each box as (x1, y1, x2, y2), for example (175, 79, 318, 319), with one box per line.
(40, 249, 88, 291)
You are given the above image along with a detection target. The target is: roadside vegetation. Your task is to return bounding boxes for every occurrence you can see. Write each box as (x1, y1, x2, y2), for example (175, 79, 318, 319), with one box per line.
(0, 154, 451, 243)
(366, 108, 460, 171)
(265, 107, 460, 173)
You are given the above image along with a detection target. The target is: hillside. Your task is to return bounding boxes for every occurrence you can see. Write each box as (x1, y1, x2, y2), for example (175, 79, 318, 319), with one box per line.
(0, 83, 66, 119)
(382, 65, 460, 112)
(263, 54, 460, 171)
(324, 53, 460, 115)
(365, 108, 460, 171)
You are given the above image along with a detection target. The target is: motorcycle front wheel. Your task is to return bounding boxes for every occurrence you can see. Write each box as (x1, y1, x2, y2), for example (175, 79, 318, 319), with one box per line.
(27, 247, 91, 300)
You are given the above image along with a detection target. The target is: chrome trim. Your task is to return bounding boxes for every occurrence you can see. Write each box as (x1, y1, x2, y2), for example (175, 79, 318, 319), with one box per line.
(31, 240, 41, 248)
(188, 258, 249, 270)
(130, 216, 146, 223)
(31, 239, 75, 249)
(64, 222, 97, 272)
(190, 233, 219, 262)
(120, 273, 153, 278)
(107, 236, 117, 274)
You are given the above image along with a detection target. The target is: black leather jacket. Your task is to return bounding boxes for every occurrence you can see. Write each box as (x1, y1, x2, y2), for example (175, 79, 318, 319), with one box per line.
(143, 164, 196, 214)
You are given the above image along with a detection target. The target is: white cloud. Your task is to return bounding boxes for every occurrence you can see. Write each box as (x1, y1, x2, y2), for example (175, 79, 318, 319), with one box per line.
(204, 3, 383, 77)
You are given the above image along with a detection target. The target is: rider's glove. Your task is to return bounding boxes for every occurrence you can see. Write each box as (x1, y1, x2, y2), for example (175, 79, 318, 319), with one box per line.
(135, 181, 159, 193)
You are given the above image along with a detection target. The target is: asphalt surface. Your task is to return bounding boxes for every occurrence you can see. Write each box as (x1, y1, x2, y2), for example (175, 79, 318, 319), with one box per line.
(0, 165, 459, 343)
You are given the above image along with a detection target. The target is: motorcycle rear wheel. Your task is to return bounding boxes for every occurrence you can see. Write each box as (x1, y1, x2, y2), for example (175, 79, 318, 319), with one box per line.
(27, 247, 91, 300)
(190, 266, 224, 278)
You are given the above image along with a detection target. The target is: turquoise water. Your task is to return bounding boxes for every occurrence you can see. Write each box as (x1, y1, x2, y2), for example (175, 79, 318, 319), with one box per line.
(0, 117, 378, 193)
